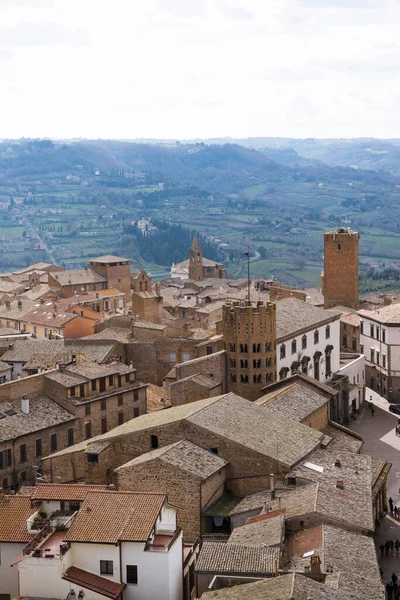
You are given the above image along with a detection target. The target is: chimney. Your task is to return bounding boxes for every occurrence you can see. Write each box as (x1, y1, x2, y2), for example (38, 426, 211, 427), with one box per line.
(270, 473, 275, 493)
(336, 480, 344, 490)
(21, 395, 29, 414)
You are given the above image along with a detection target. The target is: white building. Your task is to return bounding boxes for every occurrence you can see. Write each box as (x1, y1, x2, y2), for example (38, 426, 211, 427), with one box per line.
(3, 484, 183, 600)
(337, 353, 366, 412)
(358, 304, 400, 402)
(276, 298, 341, 385)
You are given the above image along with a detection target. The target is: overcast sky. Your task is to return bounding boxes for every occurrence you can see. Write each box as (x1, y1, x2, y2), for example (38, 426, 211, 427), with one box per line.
(0, 0, 399, 139)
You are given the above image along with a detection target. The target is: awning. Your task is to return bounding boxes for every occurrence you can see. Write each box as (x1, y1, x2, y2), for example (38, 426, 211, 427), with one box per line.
(202, 493, 242, 517)
(62, 566, 125, 599)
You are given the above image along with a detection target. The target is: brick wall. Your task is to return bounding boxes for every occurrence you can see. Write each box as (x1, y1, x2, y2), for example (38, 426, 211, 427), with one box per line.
(0, 373, 46, 403)
(324, 230, 359, 310)
(301, 403, 329, 431)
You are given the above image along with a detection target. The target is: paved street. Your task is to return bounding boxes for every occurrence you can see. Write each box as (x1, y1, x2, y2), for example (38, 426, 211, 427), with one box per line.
(351, 388, 400, 590)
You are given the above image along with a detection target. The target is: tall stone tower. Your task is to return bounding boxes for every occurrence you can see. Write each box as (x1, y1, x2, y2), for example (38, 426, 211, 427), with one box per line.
(323, 228, 359, 309)
(89, 255, 131, 298)
(222, 300, 276, 401)
(189, 234, 204, 281)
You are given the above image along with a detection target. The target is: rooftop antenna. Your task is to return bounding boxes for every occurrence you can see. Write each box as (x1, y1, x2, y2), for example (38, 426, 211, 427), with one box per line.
(245, 246, 250, 303)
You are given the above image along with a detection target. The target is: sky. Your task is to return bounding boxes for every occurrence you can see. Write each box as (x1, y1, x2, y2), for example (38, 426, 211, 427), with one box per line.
(0, 0, 400, 139)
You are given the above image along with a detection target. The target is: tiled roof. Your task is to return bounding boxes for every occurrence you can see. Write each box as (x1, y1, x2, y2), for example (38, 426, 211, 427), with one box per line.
(0, 359, 11, 371)
(82, 327, 133, 343)
(0, 298, 38, 321)
(276, 297, 341, 339)
(359, 304, 400, 324)
(146, 383, 171, 412)
(51, 269, 106, 286)
(0, 496, 37, 542)
(64, 491, 165, 543)
(115, 440, 228, 480)
(62, 566, 125, 599)
(258, 383, 329, 422)
(90, 255, 130, 263)
(195, 541, 280, 575)
(21, 305, 77, 328)
(31, 484, 108, 501)
(228, 512, 284, 547)
(322, 422, 364, 453)
(200, 573, 336, 600)
(1, 339, 64, 363)
(45, 360, 133, 387)
(0, 396, 75, 441)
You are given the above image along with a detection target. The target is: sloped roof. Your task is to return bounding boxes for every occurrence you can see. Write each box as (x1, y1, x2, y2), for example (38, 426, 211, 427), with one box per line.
(276, 297, 341, 339)
(195, 541, 280, 575)
(0, 397, 75, 441)
(90, 255, 130, 263)
(228, 512, 284, 547)
(51, 269, 106, 286)
(64, 491, 165, 543)
(63, 566, 125, 599)
(0, 496, 37, 542)
(258, 383, 329, 422)
(115, 439, 227, 480)
(31, 483, 108, 501)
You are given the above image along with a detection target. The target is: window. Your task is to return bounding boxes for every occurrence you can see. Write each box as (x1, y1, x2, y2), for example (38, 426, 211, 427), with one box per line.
(338, 243, 341, 250)
(50, 433, 57, 452)
(91, 379, 97, 392)
(360, 320, 364, 334)
(376, 352, 380, 366)
(266, 373, 272, 382)
(2, 477, 8, 490)
(342, 335, 347, 347)
(118, 394, 124, 407)
(108, 375, 114, 386)
(87, 453, 98, 463)
(240, 359, 248, 368)
(370, 325, 374, 338)
(6, 321, 10, 329)
(206, 346, 213, 355)
(117, 375, 122, 387)
(280, 344, 286, 359)
(100, 398, 107, 411)
(240, 374, 248, 383)
(230, 343, 236, 352)
(253, 374, 261, 383)
(240, 344, 248, 353)
(19, 444, 27, 463)
(183, 352, 190, 361)
(314, 330, 319, 344)
(100, 560, 113, 575)
(20, 470, 27, 482)
(253, 359, 261, 368)
(325, 346, 333, 378)
(85, 422, 92, 440)
(125, 374, 130, 383)
(118, 411, 124, 425)
(101, 417, 107, 434)
(126, 565, 138, 585)
(230, 373, 236, 383)
(265, 342, 271, 352)
(0, 449, 11, 469)
(133, 389, 139, 402)
(370, 349, 375, 363)
(360, 344, 364, 354)
(70, 386, 76, 397)
(266, 358, 271, 367)
(169, 353, 176, 362)
(382, 329, 386, 343)
(383, 354, 387, 369)
(210, 448, 218, 455)
(67, 428, 74, 447)
(325, 325, 330, 339)
(291, 339, 297, 354)
(79, 384, 85, 398)
(36, 439, 42, 457)
(15, 322, 19, 331)
(85, 404, 91, 416)
(352, 338, 357, 351)
(99, 377, 106, 392)
(230, 358, 236, 368)
(151, 435, 159, 449)
(302, 335, 307, 350)
(279, 367, 289, 380)
(253, 343, 260, 353)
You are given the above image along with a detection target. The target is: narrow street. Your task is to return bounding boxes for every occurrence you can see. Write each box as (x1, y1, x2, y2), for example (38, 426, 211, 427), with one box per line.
(351, 388, 400, 590)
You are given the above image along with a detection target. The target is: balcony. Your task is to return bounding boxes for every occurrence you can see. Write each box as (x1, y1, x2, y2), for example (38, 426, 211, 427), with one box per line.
(145, 527, 182, 552)
(23, 510, 75, 558)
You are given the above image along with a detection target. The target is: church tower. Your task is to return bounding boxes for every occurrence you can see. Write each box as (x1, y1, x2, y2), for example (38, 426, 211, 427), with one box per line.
(188, 233, 204, 281)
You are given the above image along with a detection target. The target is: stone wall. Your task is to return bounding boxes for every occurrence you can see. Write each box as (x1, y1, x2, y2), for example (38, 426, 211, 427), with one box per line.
(301, 403, 329, 431)
(324, 230, 359, 310)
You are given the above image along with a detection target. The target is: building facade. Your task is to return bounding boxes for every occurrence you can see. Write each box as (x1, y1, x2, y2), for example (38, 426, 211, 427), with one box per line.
(323, 228, 360, 310)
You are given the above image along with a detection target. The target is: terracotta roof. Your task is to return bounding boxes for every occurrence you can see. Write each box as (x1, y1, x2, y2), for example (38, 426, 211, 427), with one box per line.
(115, 440, 228, 479)
(90, 255, 130, 263)
(0, 496, 37, 542)
(62, 566, 125, 599)
(195, 541, 280, 575)
(31, 484, 108, 501)
(64, 491, 166, 543)
(146, 383, 171, 412)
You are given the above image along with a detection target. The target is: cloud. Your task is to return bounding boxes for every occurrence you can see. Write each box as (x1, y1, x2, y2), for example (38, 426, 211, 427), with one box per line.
(0, 22, 90, 47)
(216, 0, 254, 20)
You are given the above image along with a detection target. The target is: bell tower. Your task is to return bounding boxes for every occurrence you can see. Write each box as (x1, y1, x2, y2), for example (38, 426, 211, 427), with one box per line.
(188, 233, 204, 281)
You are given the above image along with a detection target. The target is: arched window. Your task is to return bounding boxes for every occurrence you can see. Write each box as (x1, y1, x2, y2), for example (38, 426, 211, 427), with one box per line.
(280, 344, 286, 359)
(313, 351, 322, 381)
(279, 367, 289, 380)
(325, 345, 333, 378)
(291, 339, 297, 355)
(325, 325, 330, 340)
(314, 330, 319, 345)
(302, 334, 307, 350)
(291, 361, 301, 375)
(301, 356, 310, 374)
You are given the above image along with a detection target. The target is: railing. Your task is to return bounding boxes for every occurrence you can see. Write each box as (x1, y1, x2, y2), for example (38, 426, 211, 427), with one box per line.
(23, 522, 51, 555)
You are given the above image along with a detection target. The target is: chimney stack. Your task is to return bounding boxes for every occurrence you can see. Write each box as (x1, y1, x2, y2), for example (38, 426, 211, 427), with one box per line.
(270, 473, 275, 493)
(21, 395, 30, 415)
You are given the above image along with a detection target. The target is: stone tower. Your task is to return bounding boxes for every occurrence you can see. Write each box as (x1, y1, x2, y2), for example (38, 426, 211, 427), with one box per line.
(323, 228, 360, 309)
(89, 255, 131, 298)
(222, 300, 276, 401)
(188, 234, 204, 281)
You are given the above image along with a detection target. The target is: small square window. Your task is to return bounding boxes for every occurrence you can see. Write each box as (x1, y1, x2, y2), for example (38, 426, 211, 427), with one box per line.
(100, 560, 113, 575)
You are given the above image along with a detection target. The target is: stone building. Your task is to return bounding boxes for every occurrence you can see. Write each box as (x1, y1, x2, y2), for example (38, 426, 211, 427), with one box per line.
(172, 235, 226, 281)
(131, 269, 163, 321)
(89, 255, 131, 299)
(222, 301, 276, 401)
(323, 228, 360, 310)
(114, 439, 228, 542)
